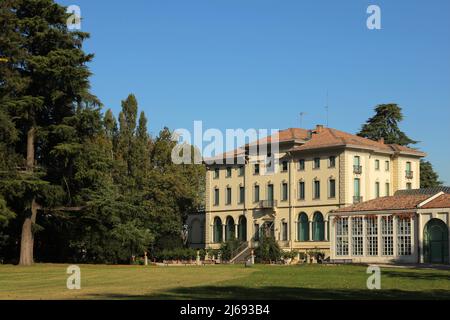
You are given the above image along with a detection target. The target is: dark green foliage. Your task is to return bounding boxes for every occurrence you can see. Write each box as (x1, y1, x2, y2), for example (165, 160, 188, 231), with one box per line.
(358, 104, 441, 188)
(358, 104, 417, 146)
(0, 0, 205, 264)
(420, 160, 443, 188)
(254, 235, 282, 263)
(219, 238, 242, 261)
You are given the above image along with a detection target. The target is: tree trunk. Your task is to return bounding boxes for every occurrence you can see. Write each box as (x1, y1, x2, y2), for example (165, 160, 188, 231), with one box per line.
(19, 199, 40, 266)
(19, 127, 38, 266)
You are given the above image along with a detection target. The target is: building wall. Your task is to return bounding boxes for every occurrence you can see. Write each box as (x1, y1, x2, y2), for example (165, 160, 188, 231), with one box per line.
(196, 145, 423, 257)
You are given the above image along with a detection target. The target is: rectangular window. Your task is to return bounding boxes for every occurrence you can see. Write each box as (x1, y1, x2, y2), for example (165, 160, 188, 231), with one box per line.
(329, 179, 336, 198)
(329, 156, 336, 168)
(314, 158, 321, 169)
(375, 159, 380, 170)
(385, 183, 390, 196)
(254, 163, 260, 175)
(238, 166, 244, 177)
(267, 184, 274, 201)
(226, 167, 232, 178)
(226, 187, 232, 205)
(385, 161, 390, 171)
(254, 185, 260, 203)
(213, 168, 219, 179)
(397, 218, 412, 256)
(381, 216, 394, 256)
(336, 217, 349, 256)
(314, 180, 320, 199)
(354, 178, 360, 197)
(282, 222, 288, 241)
(366, 217, 378, 256)
(282, 183, 288, 201)
(352, 217, 363, 256)
(239, 186, 245, 204)
(406, 183, 412, 190)
(281, 161, 288, 172)
(375, 182, 380, 198)
(406, 161, 412, 172)
(299, 181, 305, 200)
(298, 159, 305, 171)
(354, 156, 360, 166)
(214, 188, 219, 206)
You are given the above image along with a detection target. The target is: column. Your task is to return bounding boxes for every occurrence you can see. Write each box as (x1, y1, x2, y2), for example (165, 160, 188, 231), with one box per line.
(324, 220, 328, 241)
(362, 217, 367, 257)
(393, 215, 398, 257)
(234, 224, 238, 239)
(348, 216, 353, 257)
(411, 215, 416, 262)
(309, 221, 313, 241)
(222, 224, 226, 242)
(377, 215, 382, 257)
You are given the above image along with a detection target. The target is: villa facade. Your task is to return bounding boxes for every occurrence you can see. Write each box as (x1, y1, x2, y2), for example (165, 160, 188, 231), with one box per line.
(187, 125, 425, 259)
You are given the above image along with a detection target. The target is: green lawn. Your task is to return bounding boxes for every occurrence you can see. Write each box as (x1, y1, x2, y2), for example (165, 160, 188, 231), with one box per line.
(0, 264, 449, 300)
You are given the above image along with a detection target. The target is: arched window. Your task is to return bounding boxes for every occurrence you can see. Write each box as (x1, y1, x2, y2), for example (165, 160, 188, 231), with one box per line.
(313, 212, 325, 241)
(238, 216, 247, 241)
(297, 213, 309, 241)
(225, 216, 235, 241)
(213, 217, 222, 243)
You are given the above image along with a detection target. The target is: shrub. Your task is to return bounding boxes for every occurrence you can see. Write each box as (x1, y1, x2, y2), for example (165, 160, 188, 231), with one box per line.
(281, 250, 298, 260)
(306, 247, 325, 263)
(220, 239, 242, 261)
(254, 235, 281, 263)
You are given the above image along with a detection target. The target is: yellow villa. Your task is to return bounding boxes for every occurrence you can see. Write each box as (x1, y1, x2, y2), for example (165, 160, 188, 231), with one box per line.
(187, 125, 425, 261)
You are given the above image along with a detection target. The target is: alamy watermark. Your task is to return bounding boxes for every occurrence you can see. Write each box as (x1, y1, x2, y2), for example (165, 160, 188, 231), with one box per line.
(66, 5, 81, 30)
(366, 265, 381, 290)
(367, 5, 381, 30)
(66, 265, 81, 290)
(171, 121, 280, 174)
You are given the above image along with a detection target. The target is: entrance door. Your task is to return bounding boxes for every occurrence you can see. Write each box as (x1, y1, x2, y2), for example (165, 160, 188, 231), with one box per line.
(424, 219, 449, 264)
(263, 221, 275, 238)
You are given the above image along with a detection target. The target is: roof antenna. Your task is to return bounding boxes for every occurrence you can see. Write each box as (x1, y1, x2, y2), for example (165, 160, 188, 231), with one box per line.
(299, 112, 306, 128)
(325, 90, 329, 127)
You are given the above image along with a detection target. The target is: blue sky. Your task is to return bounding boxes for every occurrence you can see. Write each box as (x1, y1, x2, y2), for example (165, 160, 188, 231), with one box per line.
(58, 0, 450, 184)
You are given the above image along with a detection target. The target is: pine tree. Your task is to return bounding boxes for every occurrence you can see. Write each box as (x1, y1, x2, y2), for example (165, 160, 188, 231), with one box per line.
(358, 104, 417, 145)
(358, 104, 442, 189)
(0, 0, 99, 265)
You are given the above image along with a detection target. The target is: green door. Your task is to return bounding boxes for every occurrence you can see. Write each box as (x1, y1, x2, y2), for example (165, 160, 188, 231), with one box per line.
(424, 219, 449, 264)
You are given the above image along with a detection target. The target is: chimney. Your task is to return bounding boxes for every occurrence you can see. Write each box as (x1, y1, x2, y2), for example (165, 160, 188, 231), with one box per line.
(378, 137, 385, 144)
(315, 124, 324, 133)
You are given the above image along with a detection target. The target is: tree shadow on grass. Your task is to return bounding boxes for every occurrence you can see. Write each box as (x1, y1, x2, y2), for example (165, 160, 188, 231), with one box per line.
(382, 270, 450, 282)
(85, 285, 450, 300)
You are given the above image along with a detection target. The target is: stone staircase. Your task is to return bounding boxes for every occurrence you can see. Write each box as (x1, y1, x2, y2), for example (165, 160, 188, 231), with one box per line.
(229, 241, 252, 264)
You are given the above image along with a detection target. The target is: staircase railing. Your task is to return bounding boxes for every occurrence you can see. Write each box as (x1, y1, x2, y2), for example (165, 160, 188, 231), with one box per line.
(230, 241, 249, 263)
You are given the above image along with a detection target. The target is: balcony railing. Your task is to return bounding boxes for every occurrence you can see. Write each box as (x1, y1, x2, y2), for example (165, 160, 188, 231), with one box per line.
(353, 196, 363, 204)
(259, 200, 277, 209)
(353, 165, 362, 174)
(405, 170, 414, 179)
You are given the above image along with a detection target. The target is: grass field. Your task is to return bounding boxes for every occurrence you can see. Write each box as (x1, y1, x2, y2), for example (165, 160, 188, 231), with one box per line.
(0, 264, 449, 300)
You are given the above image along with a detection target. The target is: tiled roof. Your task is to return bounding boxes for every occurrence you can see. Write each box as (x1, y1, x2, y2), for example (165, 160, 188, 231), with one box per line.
(421, 194, 450, 209)
(289, 127, 425, 156)
(247, 128, 309, 146)
(205, 126, 425, 162)
(395, 187, 450, 196)
(334, 194, 431, 213)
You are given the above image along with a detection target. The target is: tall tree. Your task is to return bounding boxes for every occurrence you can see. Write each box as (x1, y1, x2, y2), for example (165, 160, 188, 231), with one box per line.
(358, 104, 442, 188)
(358, 104, 417, 145)
(420, 160, 442, 188)
(0, 0, 99, 265)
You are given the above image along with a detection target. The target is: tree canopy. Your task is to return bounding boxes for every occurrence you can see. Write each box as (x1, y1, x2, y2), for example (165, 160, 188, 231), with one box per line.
(357, 104, 442, 188)
(0, 0, 205, 265)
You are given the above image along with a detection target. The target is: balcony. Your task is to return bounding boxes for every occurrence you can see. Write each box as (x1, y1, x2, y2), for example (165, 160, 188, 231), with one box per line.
(353, 196, 363, 204)
(259, 200, 277, 209)
(405, 170, 414, 179)
(353, 165, 362, 174)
